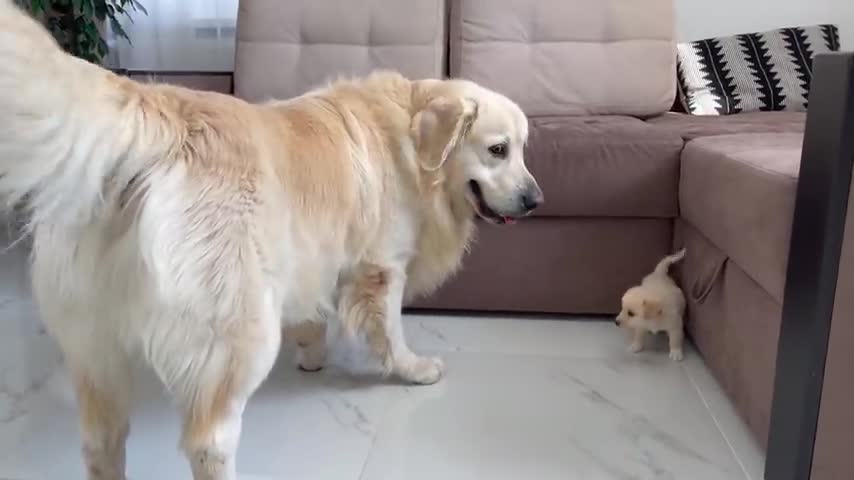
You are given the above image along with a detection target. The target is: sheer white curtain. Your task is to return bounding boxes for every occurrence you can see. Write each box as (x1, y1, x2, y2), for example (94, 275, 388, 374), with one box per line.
(109, 0, 239, 72)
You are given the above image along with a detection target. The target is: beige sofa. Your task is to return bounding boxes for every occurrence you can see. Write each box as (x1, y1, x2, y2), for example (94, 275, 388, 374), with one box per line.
(234, 0, 682, 315)
(233, 0, 852, 478)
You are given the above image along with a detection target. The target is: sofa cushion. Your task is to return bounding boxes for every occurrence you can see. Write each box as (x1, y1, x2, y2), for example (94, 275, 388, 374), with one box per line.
(647, 112, 806, 140)
(680, 133, 802, 302)
(448, 0, 676, 117)
(234, 0, 446, 102)
(526, 116, 683, 218)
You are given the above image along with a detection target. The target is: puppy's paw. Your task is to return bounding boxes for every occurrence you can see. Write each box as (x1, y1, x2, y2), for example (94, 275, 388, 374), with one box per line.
(669, 349, 685, 362)
(628, 342, 644, 354)
(402, 356, 444, 385)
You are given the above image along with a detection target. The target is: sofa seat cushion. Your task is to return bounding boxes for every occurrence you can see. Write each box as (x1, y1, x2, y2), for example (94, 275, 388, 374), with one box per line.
(680, 133, 802, 302)
(647, 112, 806, 140)
(526, 116, 683, 218)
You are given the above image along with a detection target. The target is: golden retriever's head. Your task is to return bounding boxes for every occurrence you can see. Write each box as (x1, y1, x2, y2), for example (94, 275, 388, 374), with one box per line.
(616, 286, 664, 329)
(411, 80, 543, 224)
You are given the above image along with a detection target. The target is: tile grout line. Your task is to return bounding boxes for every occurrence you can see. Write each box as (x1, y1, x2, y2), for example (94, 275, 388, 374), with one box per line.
(681, 359, 755, 480)
(354, 389, 400, 480)
(356, 433, 380, 480)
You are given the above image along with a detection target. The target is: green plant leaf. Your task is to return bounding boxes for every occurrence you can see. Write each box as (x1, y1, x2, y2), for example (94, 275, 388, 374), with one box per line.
(115, 2, 135, 21)
(31, 0, 140, 63)
(94, 1, 107, 21)
(131, 0, 147, 15)
(82, 0, 94, 18)
(114, 1, 133, 19)
(46, 16, 61, 31)
(97, 38, 108, 57)
(109, 16, 131, 44)
(31, 0, 46, 14)
(83, 20, 100, 42)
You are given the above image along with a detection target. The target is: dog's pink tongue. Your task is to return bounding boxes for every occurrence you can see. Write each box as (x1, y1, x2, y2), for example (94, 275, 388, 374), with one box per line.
(503, 216, 516, 225)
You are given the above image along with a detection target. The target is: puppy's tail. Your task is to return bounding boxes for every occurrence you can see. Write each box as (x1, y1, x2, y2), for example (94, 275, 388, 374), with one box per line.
(0, 1, 171, 228)
(653, 248, 686, 276)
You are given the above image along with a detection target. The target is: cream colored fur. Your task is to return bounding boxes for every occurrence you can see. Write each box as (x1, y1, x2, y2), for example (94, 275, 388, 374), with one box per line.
(616, 249, 687, 362)
(0, 2, 540, 479)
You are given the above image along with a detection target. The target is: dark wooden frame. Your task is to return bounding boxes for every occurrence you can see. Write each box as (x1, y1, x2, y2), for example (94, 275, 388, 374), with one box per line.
(765, 52, 854, 480)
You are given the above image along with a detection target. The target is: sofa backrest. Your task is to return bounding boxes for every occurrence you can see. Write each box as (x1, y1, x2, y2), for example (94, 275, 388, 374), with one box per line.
(448, 0, 676, 117)
(234, 0, 447, 102)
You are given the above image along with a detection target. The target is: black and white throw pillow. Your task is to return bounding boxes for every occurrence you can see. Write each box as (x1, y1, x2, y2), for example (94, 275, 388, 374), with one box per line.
(677, 25, 841, 115)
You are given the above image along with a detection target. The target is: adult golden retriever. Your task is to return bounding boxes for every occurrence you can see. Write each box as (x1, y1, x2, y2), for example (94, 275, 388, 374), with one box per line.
(0, 2, 542, 479)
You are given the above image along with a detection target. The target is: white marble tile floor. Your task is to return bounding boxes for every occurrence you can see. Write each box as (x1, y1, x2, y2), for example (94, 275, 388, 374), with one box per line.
(0, 243, 765, 480)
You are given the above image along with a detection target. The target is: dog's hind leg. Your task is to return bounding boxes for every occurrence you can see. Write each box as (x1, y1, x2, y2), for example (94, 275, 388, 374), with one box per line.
(66, 346, 132, 480)
(284, 320, 327, 372)
(339, 264, 443, 385)
(174, 304, 281, 480)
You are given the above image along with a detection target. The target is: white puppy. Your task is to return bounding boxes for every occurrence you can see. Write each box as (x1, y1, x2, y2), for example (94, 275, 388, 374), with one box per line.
(616, 249, 687, 361)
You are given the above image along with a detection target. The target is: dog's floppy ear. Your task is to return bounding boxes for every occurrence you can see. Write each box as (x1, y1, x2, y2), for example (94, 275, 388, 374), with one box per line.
(411, 96, 478, 171)
(642, 298, 664, 318)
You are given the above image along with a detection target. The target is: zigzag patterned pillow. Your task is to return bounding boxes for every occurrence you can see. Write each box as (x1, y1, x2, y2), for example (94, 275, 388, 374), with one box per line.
(677, 25, 841, 115)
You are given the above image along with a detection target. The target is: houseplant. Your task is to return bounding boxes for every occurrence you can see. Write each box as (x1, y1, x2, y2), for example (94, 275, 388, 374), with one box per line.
(14, 0, 146, 65)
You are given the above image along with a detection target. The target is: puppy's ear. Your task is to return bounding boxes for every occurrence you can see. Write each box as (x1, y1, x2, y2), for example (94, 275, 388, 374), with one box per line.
(411, 96, 478, 171)
(642, 298, 664, 319)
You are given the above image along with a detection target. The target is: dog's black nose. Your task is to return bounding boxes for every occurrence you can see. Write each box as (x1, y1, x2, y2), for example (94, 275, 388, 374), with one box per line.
(520, 187, 544, 212)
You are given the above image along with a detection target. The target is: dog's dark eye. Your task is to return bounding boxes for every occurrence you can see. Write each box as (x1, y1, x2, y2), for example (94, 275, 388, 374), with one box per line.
(627, 310, 635, 317)
(488, 143, 508, 158)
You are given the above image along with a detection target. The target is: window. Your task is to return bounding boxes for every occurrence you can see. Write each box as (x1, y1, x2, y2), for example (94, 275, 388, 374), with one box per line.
(109, 0, 239, 72)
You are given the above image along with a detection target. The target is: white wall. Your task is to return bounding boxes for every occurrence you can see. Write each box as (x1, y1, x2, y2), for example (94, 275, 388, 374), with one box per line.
(675, 0, 854, 49)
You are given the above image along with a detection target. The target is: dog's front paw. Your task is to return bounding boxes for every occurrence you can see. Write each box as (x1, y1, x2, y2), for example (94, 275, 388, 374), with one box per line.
(296, 344, 327, 372)
(669, 349, 685, 362)
(628, 342, 644, 354)
(402, 356, 444, 385)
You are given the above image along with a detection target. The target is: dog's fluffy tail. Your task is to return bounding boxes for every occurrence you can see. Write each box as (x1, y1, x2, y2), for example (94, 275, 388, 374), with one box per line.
(0, 1, 166, 228)
(653, 248, 686, 276)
